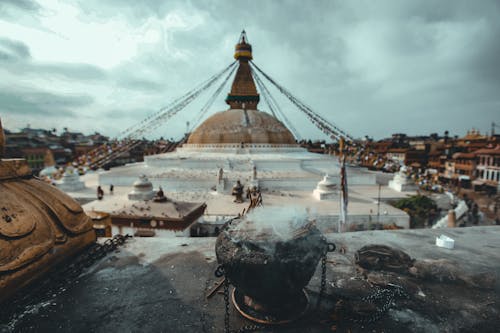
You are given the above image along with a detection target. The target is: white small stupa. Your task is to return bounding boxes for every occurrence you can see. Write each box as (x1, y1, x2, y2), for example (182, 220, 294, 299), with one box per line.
(388, 166, 417, 192)
(128, 174, 155, 201)
(313, 174, 338, 200)
(57, 166, 86, 191)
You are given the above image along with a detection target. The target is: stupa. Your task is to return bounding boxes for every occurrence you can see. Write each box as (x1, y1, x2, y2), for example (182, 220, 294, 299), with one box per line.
(57, 166, 86, 191)
(312, 174, 338, 200)
(128, 174, 155, 200)
(187, 32, 295, 146)
(99, 32, 377, 192)
(388, 166, 417, 192)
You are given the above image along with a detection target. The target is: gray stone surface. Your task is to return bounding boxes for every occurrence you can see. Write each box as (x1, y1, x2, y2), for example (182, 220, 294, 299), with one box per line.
(2, 227, 499, 332)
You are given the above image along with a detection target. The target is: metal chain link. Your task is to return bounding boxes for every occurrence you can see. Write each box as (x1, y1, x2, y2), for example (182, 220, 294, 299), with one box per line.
(215, 265, 267, 333)
(317, 242, 336, 309)
(1, 234, 132, 325)
(222, 278, 266, 333)
(316, 253, 327, 309)
(347, 284, 409, 324)
(223, 277, 231, 333)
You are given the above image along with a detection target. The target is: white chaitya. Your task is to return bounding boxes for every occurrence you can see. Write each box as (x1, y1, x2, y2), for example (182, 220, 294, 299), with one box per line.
(388, 166, 417, 192)
(40, 165, 58, 179)
(313, 174, 338, 200)
(57, 166, 86, 191)
(128, 174, 155, 200)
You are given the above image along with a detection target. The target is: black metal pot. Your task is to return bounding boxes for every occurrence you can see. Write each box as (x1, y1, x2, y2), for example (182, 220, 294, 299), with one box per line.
(215, 217, 330, 311)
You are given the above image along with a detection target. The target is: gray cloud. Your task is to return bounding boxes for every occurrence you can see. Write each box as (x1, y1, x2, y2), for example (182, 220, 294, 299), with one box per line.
(0, 0, 41, 13)
(110, 69, 168, 92)
(0, 88, 93, 117)
(0, 37, 31, 61)
(74, 0, 180, 23)
(2, 0, 500, 139)
(0, 37, 106, 81)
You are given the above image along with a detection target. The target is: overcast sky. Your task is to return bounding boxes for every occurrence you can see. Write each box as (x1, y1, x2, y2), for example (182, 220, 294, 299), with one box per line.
(1, 0, 499, 140)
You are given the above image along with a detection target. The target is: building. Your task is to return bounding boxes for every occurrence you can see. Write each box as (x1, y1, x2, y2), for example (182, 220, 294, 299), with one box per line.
(20, 147, 49, 172)
(452, 152, 476, 188)
(442, 160, 455, 183)
(404, 149, 428, 170)
(386, 148, 407, 165)
(455, 129, 496, 153)
(427, 151, 446, 175)
(474, 145, 500, 193)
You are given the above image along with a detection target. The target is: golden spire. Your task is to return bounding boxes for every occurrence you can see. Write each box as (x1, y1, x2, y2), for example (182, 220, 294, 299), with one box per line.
(233, 30, 252, 60)
(226, 30, 260, 109)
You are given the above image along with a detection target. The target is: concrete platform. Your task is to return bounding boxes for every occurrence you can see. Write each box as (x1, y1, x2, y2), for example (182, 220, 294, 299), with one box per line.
(2, 227, 499, 332)
(75, 172, 412, 233)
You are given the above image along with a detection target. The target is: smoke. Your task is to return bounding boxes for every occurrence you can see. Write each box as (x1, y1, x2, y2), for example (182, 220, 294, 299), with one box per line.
(226, 206, 313, 243)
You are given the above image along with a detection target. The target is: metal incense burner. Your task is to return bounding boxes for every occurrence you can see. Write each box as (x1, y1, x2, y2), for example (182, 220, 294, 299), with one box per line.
(215, 214, 335, 325)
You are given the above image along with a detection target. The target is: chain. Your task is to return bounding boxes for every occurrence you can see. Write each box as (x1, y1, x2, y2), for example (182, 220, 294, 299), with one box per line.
(1, 234, 132, 326)
(63, 234, 132, 276)
(317, 242, 336, 309)
(345, 283, 409, 324)
(213, 265, 266, 333)
(312, 241, 408, 324)
(316, 254, 327, 309)
(223, 277, 231, 333)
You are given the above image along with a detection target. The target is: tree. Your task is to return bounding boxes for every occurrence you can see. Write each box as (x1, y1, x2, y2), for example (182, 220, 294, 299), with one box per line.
(392, 195, 438, 228)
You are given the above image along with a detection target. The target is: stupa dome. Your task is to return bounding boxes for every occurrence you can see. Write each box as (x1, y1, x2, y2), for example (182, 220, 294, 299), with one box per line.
(187, 109, 296, 145)
(186, 32, 297, 146)
(128, 174, 155, 200)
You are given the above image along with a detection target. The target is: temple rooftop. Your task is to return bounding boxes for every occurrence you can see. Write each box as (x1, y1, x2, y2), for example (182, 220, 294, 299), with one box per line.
(3, 227, 499, 332)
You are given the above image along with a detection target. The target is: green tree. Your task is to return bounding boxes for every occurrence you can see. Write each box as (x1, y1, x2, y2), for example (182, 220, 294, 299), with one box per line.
(392, 195, 438, 228)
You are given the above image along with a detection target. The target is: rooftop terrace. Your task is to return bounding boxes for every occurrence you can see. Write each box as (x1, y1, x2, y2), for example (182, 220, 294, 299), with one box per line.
(2, 226, 499, 332)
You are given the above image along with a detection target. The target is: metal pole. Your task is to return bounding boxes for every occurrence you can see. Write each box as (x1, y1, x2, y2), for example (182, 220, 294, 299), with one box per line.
(377, 183, 381, 223)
